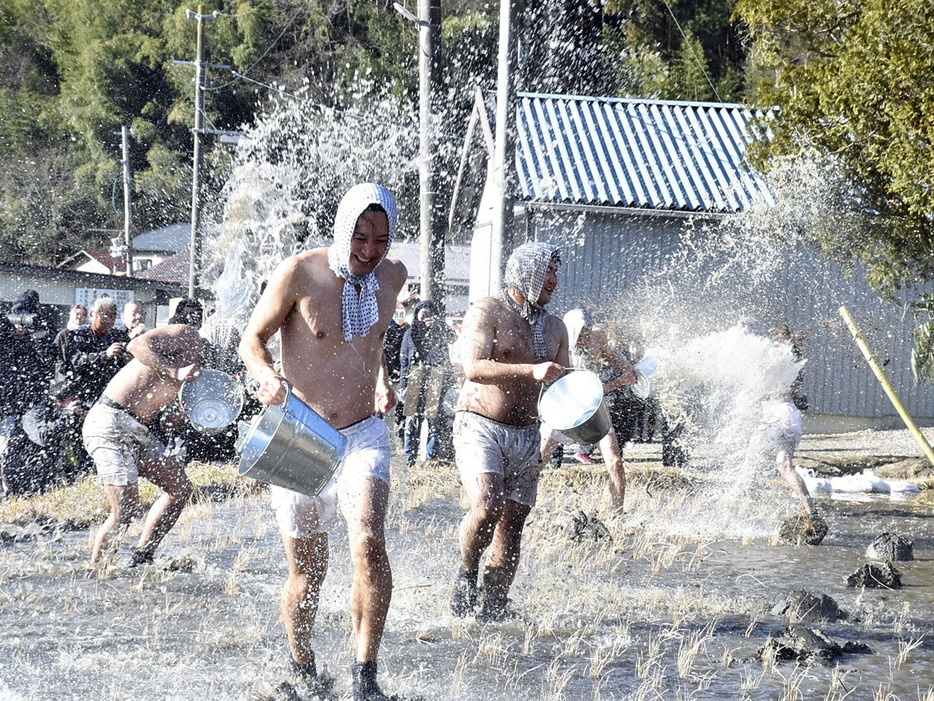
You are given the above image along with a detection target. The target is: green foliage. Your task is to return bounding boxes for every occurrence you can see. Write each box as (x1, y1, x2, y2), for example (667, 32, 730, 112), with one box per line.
(601, 0, 748, 101)
(0, 0, 755, 266)
(735, 0, 934, 293)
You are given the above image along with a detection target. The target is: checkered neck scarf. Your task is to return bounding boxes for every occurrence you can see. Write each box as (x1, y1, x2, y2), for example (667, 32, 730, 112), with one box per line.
(327, 183, 398, 342)
(502, 242, 561, 362)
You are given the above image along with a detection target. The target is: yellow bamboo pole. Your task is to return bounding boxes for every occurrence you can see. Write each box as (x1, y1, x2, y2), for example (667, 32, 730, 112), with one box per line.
(839, 305, 934, 467)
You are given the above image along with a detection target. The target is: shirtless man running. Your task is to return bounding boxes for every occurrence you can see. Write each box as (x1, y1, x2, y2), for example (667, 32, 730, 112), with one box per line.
(450, 242, 569, 621)
(239, 183, 406, 701)
(83, 323, 204, 566)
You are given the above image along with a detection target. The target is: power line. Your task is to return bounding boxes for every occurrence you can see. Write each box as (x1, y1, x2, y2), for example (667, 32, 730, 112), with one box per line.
(658, 0, 723, 104)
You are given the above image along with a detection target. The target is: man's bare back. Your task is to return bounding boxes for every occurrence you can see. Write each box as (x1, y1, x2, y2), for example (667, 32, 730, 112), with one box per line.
(104, 324, 205, 422)
(242, 247, 406, 428)
(457, 295, 567, 426)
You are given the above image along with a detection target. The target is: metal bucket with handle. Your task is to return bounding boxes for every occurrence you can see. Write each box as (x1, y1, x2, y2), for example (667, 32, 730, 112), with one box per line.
(538, 369, 611, 445)
(179, 369, 244, 434)
(236, 382, 347, 497)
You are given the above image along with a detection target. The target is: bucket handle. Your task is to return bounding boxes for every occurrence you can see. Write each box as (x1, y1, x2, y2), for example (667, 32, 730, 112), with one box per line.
(537, 366, 578, 412)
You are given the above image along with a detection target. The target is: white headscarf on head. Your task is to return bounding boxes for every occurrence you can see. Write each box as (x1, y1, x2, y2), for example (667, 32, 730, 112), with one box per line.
(502, 241, 561, 362)
(327, 183, 398, 342)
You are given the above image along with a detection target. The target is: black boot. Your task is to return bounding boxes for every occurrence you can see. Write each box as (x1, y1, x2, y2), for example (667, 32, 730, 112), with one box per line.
(275, 652, 334, 700)
(352, 660, 389, 701)
(449, 567, 479, 617)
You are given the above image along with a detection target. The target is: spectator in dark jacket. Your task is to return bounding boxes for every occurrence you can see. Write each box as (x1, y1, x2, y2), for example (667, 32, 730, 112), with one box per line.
(400, 300, 454, 464)
(1, 292, 60, 495)
(65, 297, 131, 409)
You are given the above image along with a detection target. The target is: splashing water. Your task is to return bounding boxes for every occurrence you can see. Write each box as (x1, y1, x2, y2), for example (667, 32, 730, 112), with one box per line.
(586, 149, 853, 535)
(206, 85, 418, 340)
(648, 325, 806, 536)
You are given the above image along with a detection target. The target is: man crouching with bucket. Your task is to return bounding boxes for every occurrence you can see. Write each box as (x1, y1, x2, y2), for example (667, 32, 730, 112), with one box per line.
(239, 184, 406, 701)
(450, 242, 569, 622)
(84, 323, 204, 567)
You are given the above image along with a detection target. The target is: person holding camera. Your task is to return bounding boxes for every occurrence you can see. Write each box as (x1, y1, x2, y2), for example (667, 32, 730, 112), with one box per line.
(65, 297, 131, 410)
(0, 291, 59, 495)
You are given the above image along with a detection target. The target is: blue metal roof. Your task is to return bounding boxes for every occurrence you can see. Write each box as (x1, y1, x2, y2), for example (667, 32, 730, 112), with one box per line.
(515, 93, 775, 213)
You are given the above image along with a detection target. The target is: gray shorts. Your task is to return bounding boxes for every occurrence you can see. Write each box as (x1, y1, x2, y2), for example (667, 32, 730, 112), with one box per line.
(270, 415, 391, 539)
(83, 403, 167, 486)
(453, 411, 542, 508)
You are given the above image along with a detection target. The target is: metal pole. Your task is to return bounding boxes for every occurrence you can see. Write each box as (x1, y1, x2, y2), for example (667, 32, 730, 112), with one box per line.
(418, 0, 444, 308)
(187, 5, 216, 299)
(121, 126, 134, 277)
(489, 0, 517, 295)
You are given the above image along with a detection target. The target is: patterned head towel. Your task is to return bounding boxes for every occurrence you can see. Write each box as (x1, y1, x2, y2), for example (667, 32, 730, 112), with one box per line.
(502, 241, 561, 362)
(327, 183, 398, 341)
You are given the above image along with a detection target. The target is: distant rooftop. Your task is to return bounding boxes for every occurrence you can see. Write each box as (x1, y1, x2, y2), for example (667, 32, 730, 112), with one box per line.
(132, 223, 190, 253)
(513, 92, 775, 214)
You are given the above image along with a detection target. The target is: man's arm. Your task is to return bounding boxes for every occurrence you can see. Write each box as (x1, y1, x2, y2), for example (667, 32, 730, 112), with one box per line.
(461, 299, 564, 385)
(128, 325, 203, 382)
(238, 257, 300, 405)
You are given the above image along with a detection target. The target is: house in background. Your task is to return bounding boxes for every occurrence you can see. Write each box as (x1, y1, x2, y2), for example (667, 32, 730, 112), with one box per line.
(0, 261, 184, 329)
(58, 250, 128, 276)
(131, 222, 190, 272)
(464, 92, 934, 431)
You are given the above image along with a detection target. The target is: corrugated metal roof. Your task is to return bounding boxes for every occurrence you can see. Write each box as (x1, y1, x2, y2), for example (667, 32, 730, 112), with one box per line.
(514, 93, 774, 213)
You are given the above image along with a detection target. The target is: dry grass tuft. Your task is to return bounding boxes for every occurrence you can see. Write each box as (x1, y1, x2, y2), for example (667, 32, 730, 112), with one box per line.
(0, 461, 259, 530)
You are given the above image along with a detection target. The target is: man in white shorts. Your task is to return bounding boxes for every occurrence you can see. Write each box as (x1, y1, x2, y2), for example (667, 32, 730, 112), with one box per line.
(83, 323, 204, 566)
(240, 183, 406, 701)
(450, 241, 569, 622)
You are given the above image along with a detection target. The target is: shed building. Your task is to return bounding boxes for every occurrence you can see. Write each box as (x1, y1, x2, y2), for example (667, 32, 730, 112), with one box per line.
(467, 92, 933, 431)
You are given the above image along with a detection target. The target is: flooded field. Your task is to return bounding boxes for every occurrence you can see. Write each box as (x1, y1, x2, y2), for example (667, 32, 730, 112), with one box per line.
(1, 428, 933, 700)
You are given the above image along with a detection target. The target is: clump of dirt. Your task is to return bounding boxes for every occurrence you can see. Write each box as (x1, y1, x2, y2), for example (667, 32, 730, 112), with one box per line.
(866, 532, 913, 561)
(779, 514, 829, 545)
(562, 511, 612, 542)
(846, 562, 902, 589)
(771, 590, 847, 623)
(873, 458, 934, 481)
(758, 626, 871, 665)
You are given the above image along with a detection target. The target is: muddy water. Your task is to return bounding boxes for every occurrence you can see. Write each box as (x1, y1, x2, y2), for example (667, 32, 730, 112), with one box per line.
(1, 435, 933, 700)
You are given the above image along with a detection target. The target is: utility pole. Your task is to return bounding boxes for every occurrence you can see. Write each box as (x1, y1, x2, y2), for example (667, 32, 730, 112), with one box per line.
(120, 126, 134, 277)
(490, 0, 518, 294)
(185, 5, 218, 299)
(417, 0, 444, 308)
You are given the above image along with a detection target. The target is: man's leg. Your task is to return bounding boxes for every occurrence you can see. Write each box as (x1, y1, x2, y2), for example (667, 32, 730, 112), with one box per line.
(281, 532, 329, 665)
(598, 431, 626, 514)
(776, 449, 816, 515)
(135, 456, 194, 559)
(342, 476, 392, 701)
(478, 498, 532, 620)
(451, 472, 505, 616)
(91, 484, 142, 563)
(403, 415, 420, 465)
(342, 476, 392, 663)
(540, 435, 559, 466)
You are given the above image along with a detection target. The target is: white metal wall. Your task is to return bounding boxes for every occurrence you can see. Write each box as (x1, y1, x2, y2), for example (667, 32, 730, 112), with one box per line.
(529, 210, 934, 421)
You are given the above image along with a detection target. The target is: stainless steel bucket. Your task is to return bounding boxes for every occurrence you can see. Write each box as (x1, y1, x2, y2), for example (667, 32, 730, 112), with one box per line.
(631, 355, 658, 400)
(538, 370, 611, 445)
(179, 369, 244, 434)
(236, 383, 347, 497)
